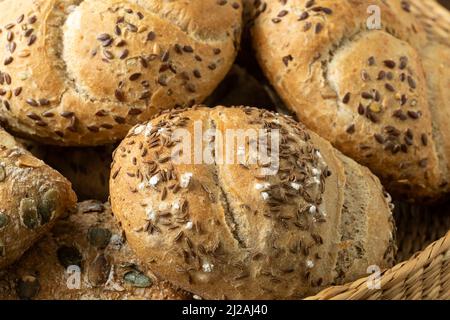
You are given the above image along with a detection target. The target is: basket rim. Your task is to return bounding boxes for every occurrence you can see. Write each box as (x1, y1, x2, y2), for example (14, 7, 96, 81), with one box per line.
(305, 230, 450, 300)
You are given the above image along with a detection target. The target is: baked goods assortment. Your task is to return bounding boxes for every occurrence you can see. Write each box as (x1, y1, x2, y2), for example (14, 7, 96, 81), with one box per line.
(249, 0, 450, 201)
(0, 0, 242, 146)
(0, 0, 449, 301)
(0, 201, 191, 300)
(110, 106, 396, 299)
(0, 128, 77, 269)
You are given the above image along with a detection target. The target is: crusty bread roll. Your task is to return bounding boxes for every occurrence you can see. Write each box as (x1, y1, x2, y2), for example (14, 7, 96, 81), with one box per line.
(0, 201, 192, 300)
(0, 127, 77, 269)
(19, 139, 114, 201)
(0, 0, 242, 146)
(250, 0, 450, 201)
(110, 106, 396, 299)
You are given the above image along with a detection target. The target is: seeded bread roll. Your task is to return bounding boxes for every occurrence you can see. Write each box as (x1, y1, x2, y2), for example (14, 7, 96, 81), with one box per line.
(19, 140, 114, 201)
(249, 0, 450, 201)
(0, 0, 242, 146)
(0, 201, 192, 300)
(0, 127, 77, 269)
(109, 106, 396, 300)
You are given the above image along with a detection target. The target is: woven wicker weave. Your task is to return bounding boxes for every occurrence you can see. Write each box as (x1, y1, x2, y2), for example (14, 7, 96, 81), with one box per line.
(305, 202, 450, 300)
(306, 232, 449, 300)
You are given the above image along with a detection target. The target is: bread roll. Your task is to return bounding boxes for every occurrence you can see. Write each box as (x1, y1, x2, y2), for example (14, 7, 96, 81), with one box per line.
(110, 106, 396, 299)
(0, 127, 77, 269)
(19, 140, 114, 201)
(250, 0, 450, 201)
(0, 201, 192, 300)
(0, 0, 242, 146)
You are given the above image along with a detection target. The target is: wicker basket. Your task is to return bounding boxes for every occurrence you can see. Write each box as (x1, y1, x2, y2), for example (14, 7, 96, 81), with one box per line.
(305, 203, 450, 300)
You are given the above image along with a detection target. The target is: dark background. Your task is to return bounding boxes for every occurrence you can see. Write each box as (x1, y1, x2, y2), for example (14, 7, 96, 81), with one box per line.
(439, 0, 450, 9)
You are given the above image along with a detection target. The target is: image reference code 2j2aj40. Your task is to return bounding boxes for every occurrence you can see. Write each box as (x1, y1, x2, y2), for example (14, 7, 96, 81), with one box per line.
(182, 304, 268, 318)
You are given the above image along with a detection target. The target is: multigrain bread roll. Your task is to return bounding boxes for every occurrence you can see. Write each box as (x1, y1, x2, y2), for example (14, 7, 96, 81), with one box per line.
(0, 0, 242, 146)
(249, 0, 450, 201)
(0, 127, 77, 269)
(110, 106, 396, 300)
(19, 140, 114, 201)
(0, 201, 192, 300)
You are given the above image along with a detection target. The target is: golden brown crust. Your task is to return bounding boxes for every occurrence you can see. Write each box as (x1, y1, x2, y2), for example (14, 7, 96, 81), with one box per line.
(0, 0, 242, 146)
(0, 201, 192, 300)
(250, 0, 450, 201)
(0, 127, 77, 269)
(110, 106, 395, 299)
